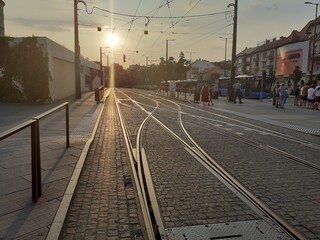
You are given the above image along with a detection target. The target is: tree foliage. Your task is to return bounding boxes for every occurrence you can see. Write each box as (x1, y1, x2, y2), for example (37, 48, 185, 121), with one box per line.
(0, 37, 51, 103)
(125, 52, 190, 89)
(292, 66, 302, 90)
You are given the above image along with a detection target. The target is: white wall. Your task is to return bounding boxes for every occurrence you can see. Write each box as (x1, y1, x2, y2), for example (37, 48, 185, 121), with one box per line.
(38, 37, 100, 101)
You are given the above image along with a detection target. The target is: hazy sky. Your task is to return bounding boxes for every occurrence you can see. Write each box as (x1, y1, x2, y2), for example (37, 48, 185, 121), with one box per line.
(2, 0, 315, 68)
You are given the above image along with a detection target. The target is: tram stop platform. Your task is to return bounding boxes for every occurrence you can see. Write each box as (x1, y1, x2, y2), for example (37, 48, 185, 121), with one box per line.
(163, 91, 320, 135)
(0, 89, 319, 240)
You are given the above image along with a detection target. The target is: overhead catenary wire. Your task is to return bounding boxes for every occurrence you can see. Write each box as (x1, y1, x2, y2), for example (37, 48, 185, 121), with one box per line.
(77, 1, 235, 64)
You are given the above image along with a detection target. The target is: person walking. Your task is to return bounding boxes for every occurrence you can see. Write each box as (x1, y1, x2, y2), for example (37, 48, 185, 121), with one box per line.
(300, 83, 309, 107)
(294, 85, 300, 106)
(201, 83, 210, 106)
(233, 82, 242, 104)
(209, 84, 215, 106)
(277, 83, 288, 109)
(194, 86, 200, 103)
(307, 84, 316, 109)
(273, 82, 280, 107)
(314, 84, 320, 110)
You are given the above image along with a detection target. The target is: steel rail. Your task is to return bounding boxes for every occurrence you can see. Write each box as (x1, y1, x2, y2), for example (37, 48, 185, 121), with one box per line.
(168, 100, 306, 240)
(115, 91, 156, 240)
(119, 90, 306, 239)
(147, 92, 320, 150)
(117, 89, 167, 239)
(181, 113, 320, 173)
(133, 92, 306, 240)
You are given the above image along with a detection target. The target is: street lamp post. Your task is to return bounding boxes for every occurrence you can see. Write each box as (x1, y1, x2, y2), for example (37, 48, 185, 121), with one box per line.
(305, 1, 319, 82)
(74, 0, 81, 99)
(219, 37, 232, 77)
(166, 39, 176, 62)
(100, 47, 110, 87)
(165, 39, 176, 83)
(228, 0, 238, 102)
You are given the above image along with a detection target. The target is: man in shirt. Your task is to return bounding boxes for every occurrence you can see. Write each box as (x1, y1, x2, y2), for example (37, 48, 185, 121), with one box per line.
(233, 82, 242, 104)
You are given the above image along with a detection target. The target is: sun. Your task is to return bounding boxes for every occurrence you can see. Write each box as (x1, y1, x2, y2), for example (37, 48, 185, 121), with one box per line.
(107, 34, 118, 46)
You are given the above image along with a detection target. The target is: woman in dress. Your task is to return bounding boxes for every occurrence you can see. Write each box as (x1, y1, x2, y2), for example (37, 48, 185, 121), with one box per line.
(201, 83, 209, 106)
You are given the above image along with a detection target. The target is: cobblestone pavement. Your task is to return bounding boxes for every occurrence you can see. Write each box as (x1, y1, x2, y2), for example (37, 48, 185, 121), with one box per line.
(59, 93, 144, 240)
(1, 89, 320, 240)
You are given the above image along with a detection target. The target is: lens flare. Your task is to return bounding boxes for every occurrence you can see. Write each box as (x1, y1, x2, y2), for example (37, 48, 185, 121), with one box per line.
(107, 34, 117, 46)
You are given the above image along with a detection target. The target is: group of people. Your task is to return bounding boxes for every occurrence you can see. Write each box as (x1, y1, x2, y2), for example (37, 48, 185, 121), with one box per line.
(194, 83, 215, 106)
(195, 82, 242, 106)
(273, 81, 320, 110)
(294, 82, 320, 110)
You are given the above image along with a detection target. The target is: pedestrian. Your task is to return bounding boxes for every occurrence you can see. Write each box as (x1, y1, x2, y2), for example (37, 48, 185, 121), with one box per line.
(233, 82, 242, 104)
(294, 85, 300, 106)
(209, 84, 215, 106)
(277, 83, 288, 109)
(201, 83, 210, 106)
(314, 84, 320, 110)
(307, 84, 316, 109)
(273, 82, 280, 107)
(300, 83, 309, 107)
(194, 86, 200, 103)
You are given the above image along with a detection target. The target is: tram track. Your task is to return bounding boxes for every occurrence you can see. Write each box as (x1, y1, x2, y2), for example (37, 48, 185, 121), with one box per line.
(115, 89, 306, 240)
(181, 115, 320, 173)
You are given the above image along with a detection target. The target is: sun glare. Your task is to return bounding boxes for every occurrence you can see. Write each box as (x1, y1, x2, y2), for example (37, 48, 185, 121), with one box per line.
(107, 34, 118, 46)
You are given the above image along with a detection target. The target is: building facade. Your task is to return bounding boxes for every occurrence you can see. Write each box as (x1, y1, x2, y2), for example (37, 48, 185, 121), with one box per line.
(186, 59, 215, 80)
(236, 28, 309, 82)
(0, 36, 100, 103)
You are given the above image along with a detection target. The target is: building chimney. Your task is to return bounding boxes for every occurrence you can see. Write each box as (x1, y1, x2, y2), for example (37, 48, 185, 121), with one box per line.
(0, 0, 4, 36)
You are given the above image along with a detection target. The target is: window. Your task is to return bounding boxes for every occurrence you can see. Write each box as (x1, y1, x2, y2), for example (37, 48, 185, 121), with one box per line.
(262, 61, 267, 68)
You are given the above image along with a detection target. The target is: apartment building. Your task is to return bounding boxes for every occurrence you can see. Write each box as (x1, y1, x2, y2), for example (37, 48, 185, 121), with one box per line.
(236, 47, 257, 75)
(236, 21, 310, 81)
(305, 15, 320, 78)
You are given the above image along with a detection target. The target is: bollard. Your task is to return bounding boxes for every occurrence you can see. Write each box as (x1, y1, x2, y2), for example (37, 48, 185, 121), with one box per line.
(94, 88, 100, 104)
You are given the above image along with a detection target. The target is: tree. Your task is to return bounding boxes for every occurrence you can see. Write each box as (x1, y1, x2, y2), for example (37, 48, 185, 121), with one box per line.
(0, 37, 51, 103)
(176, 52, 189, 80)
(292, 66, 302, 91)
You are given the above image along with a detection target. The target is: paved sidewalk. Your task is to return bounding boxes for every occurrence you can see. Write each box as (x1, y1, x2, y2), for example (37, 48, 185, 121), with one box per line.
(162, 91, 320, 135)
(0, 91, 106, 240)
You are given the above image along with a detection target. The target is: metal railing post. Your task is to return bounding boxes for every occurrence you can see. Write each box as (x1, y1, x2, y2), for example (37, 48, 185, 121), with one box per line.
(66, 104, 70, 148)
(31, 121, 41, 202)
(35, 120, 42, 198)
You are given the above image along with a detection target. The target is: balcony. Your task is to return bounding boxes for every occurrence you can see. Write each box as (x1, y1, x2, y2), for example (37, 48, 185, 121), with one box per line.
(268, 54, 274, 60)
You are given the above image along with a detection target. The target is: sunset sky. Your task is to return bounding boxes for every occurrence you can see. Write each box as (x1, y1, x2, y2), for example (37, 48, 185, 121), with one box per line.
(3, 0, 316, 68)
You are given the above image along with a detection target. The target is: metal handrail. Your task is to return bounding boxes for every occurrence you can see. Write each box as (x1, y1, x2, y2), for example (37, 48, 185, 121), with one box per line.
(33, 102, 70, 148)
(0, 102, 70, 202)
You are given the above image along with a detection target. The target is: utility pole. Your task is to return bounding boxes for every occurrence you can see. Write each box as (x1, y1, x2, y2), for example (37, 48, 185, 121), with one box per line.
(186, 51, 196, 64)
(100, 47, 103, 86)
(165, 39, 175, 82)
(74, 0, 81, 99)
(0, 0, 5, 37)
(219, 37, 232, 77)
(228, 0, 238, 102)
